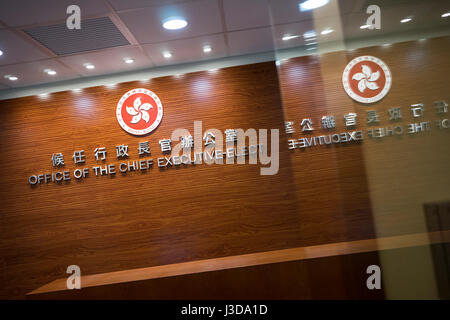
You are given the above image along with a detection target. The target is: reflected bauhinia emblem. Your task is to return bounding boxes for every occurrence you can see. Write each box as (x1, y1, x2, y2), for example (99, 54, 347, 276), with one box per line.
(342, 55, 392, 104)
(116, 88, 163, 135)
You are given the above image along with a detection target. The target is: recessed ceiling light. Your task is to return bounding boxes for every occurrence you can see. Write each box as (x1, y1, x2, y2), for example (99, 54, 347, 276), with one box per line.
(360, 24, 370, 29)
(84, 63, 95, 69)
(382, 43, 391, 47)
(441, 12, 450, 18)
(4, 75, 18, 81)
(400, 17, 413, 23)
(306, 42, 318, 45)
(203, 45, 212, 53)
(44, 69, 56, 75)
(306, 47, 317, 51)
(163, 51, 172, 59)
(124, 57, 134, 64)
(299, 0, 329, 12)
(162, 17, 188, 30)
(321, 28, 334, 35)
(0, 49, 3, 56)
(303, 30, 317, 39)
(282, 34, 300, 41)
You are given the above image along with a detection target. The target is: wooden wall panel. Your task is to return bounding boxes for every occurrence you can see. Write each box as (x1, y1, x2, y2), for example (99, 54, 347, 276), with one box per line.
(0, 62, 303, 299)
(0, 36, 448, 299)
(278, 36, 450, 239)
(278, 53, 376, 245)
(28, 249, 386, 300)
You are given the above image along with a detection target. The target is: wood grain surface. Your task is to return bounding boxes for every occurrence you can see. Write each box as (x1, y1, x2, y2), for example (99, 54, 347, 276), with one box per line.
(278, 36, 450, 240)
(28, 230, 450, 299)
(0, 36, 449, 298)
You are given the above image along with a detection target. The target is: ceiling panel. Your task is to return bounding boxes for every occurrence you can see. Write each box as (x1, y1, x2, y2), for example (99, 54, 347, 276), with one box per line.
(0, 29, 52, 66)
(271, 20, 316, 50)
(118, 0, 223, 44)
(0, 0, 448, 93)
(223, 0, 271, 31)
(0, 59, 78, 87)
(268, 0, 361, 25)
(268, 0, 320, 25)
(311, 0, 360, 19)
(342, 2, 450, 40)
(0, 83, 10, 89)
(336, 0, 365, 14)
(142, 34, 227, 66)
(58, 45, 152, 76)
(109, 0, 189, 11)
(0, 0, 111, 27)
(24, 16, 130, 55)
(228, 27, 275, 56)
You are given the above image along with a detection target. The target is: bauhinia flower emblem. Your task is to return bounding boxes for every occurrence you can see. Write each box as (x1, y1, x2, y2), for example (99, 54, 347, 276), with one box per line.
(126, 97, 153, 124)
(352, 65, 380, 93)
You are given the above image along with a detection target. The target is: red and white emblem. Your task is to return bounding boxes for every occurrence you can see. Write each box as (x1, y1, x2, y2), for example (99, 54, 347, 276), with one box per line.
(116, 88, 163, 135)
(342, 56, 391, 104)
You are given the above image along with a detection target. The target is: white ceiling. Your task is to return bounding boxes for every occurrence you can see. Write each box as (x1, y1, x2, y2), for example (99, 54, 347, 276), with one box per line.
(0, 0, 449, 90)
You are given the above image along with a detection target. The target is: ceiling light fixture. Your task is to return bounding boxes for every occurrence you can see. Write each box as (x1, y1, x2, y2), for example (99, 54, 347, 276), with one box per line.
(124, 57, 134, 64)
(163, 17, 188, 30)
(84, 63, 95, 69)
(400, 16, 413, 23)
(44, 69, 56, 75)
(282, 34, 300, 41)
(360, 24, 370, 29)
(4, 75, 18, 81)
(203, 45, 212, 53)
(0, 49, 3, 56)
(299, 0, 329, 12)
(306, 42, 318, 45)
(306, 47, 317, 51)
(163, 51, 172, 58)
(321, 28, 334, 35)
(303, 30, 317, 39)
(441, 12, 450, 18)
